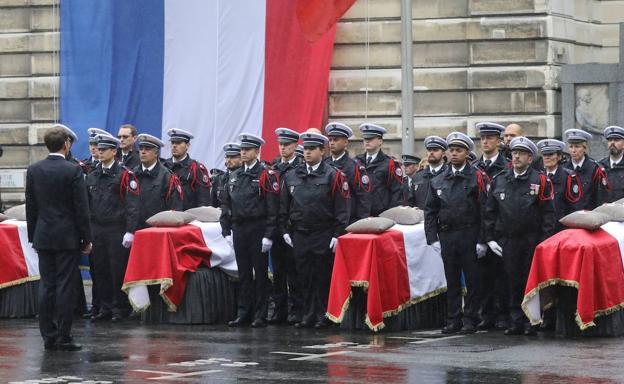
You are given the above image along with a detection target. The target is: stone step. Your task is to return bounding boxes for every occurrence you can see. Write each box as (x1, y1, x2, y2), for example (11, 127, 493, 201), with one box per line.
(332, 39, 550, 68)
(0, 52, 58, 77)
(0, 32, 58, 53)
(0, 76, 57, 99)
(329, 89, 559, 117)
(0, 6, 56, 33)
(329, 66, 559, 92)
(336, 16, 549, 44)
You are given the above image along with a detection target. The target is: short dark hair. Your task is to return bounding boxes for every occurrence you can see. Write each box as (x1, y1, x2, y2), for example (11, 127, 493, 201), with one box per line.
(119, 124, 137, 137)
(44, 128, 69, 152)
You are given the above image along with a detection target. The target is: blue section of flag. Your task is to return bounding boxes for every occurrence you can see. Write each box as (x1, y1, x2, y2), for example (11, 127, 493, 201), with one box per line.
(60, 1, 164, 159)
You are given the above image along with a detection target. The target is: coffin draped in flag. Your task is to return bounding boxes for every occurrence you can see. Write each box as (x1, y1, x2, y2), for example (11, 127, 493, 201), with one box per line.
(0, 220, 39, 289)
(60, 0, 353, 167)
(522, 222, 624, 330)
(327, 224, 447, 331)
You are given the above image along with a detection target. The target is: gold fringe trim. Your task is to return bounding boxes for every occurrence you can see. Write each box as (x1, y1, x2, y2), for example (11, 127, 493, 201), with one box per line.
(521, 278, 624, 331)
(326, 280, 447, 332)
(122, 278, 174, 312)
(0, 275, 40, 290)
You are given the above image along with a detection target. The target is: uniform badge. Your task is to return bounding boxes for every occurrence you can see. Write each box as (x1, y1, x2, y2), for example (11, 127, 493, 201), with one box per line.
(500, 192, 505, 200)
(289, 185, 295, 193)
(361, 175, 369, 185)
(573, 184, 579, 194)
(395, 168, 403, 177)
(230, 184, 234, 192)
(413, 185, 418, 192)
(273, 181, 279, 191)
(129, 180, 138, 191)
(176, 185, 182, 194)
(529, 183, 540, 196)
(343, 181, 349, 191)
(437, 189, 442, 196)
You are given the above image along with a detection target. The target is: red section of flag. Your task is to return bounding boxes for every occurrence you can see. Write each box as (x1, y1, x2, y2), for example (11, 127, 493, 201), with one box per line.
(262, 0, 337, 162)
(296, 0, 356, 42)
(0, 224, 29, 289)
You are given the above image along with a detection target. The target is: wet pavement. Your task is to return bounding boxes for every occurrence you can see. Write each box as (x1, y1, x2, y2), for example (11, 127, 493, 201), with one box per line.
(1, 318, 624, 383)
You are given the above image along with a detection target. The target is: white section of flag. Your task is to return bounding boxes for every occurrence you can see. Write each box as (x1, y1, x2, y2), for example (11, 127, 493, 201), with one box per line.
(190, 221, 238, 278)
(162, 0, 266, 169)
(601, 222, 624, 270)
(4, 220, 39, 278)
(392, 224, 447, 301)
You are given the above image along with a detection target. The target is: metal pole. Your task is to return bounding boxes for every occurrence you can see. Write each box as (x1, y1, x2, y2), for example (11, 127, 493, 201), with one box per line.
(400, 0, 414, 156)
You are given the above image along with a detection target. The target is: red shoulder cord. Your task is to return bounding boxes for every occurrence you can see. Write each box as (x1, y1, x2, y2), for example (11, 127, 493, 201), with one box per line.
(565, 173, 583, 204)
(189, 161, 198, 192)
(354, 164, 372, 192)
(331, 171, 351, 199)
(475, 170, 489, 200)
(592, 166, 612, 193)
(167, 174, 184, 201)
(259, 169, 280, 195)
(387, 160, 404, 186)
(538, 173, 554, 202)
(119, 170, 140, 202)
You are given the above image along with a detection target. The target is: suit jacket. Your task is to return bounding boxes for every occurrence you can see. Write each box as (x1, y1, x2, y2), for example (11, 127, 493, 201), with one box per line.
(26, 154, 92, 251)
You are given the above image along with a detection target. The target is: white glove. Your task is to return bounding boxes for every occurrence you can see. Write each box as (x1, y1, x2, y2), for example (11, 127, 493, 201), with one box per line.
(329, 237, 338, 253)
(431, 241, 441, 253)
(225, 235, 233, 247)
(261, 237, 273, 253)
(476, 243, 487, 259)
(487, 241, 503, 257)
(122, 232, 134, 249)
(283, 233, 293, 248)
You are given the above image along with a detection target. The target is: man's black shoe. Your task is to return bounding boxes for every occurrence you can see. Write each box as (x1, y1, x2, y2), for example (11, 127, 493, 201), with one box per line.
(504, 325, 523, 335)
(441, 323, 462, 334)
(477, 319, 495, 330)
(294, 321, 312, 329)
(228, 317, 249, 327)
(251, 319, 267, 328)
(91, 312, 112, 322)
(524, 325, 537, 336)
(460, 323, 477, 334)
(57, 340, 82, 351)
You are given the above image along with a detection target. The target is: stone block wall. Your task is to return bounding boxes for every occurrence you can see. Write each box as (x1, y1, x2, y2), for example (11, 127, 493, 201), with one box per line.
(1, 0, 623, 203)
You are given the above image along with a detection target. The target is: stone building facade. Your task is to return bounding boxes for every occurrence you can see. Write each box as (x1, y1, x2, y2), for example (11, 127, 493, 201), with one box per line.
(1, 0, 623, 203)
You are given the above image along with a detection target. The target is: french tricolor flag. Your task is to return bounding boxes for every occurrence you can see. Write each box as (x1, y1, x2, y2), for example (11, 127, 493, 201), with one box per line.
(60, 0, 355, 167)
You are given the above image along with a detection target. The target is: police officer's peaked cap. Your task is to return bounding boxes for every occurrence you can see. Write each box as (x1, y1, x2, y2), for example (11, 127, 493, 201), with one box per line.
(325, 122, 353, 138)
(537, 139, 565, 155)
(239, 133, 265, 149)
(476, 122, 505, 137)
(603, 126, 624, 140)
(275, 128, 300, 143)
(446, 132, 475, 152)
(167, 128, 194, 142)
(96, 134, 121, 149)
(564, 128, 592, 143)
(87, 128, 110, 144)
(402, 154, 421, 165)
(53, 124, 78, 142)
(424, 136, 448, 150)
(358, 123, 387, 139)
(137, 133, 164, 148)
(223, 142, 241, 156)
(301, 132, 328, 147)
(510, 136, 538, 156)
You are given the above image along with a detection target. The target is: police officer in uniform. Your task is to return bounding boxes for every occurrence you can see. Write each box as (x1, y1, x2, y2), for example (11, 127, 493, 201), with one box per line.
(563, 129, 610, 210)
(117, 124, 140, 170)
(295, 145, 304, 160)
(537, 139, 577, 232)
(355, 123, 403, 216)
(425, 132, 489, 334)
(268, 128, 302, 324)
(411, 136, 447, 209)
(221, 133, 280, 328)
(484, 137, 555, 336)
(83, 128, 108, 172)
(86, 134, 140, 322)
(134, 134, 183, 229)
(599, 126, 624, 202)
(163, 128, 212, 210)
(211, 143, 242, 209)
(474, 122, 510, 331)
(280, 132, 350, 329)
(401, 154, 421, 206)
(325, 122, 371, 222)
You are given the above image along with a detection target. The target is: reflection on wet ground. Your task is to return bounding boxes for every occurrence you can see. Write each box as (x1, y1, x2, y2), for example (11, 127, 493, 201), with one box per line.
(1, 319, 623, 383)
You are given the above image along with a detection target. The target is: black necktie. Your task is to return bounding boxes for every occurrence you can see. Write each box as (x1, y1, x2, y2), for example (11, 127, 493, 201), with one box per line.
(575, 166, 581, 173)
(122, 154, 128, 163)
(455, 170, 460, 177)
(484, 160, 492, 168)
(548, 173, 554, 179)
(308, 166, 313, 174)
(366, 156, 372, 165)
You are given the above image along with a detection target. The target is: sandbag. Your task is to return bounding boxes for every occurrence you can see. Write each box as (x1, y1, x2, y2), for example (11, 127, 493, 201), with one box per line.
(185, 206, 221, 223)
(146, 211, 196, 227)
(593, 203, 624, 222)
(379, 206, 424, 225)
(3, 204, 26, 221)
(346, 217, 396, 234)
(559, 210, 611, 231)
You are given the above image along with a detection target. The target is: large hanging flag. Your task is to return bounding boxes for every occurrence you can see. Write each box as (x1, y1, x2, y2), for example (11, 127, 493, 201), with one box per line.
(60, 0, 354, 167)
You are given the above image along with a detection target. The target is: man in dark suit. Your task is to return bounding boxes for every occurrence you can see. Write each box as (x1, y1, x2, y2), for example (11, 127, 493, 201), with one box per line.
(26, 126, 92, 351)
